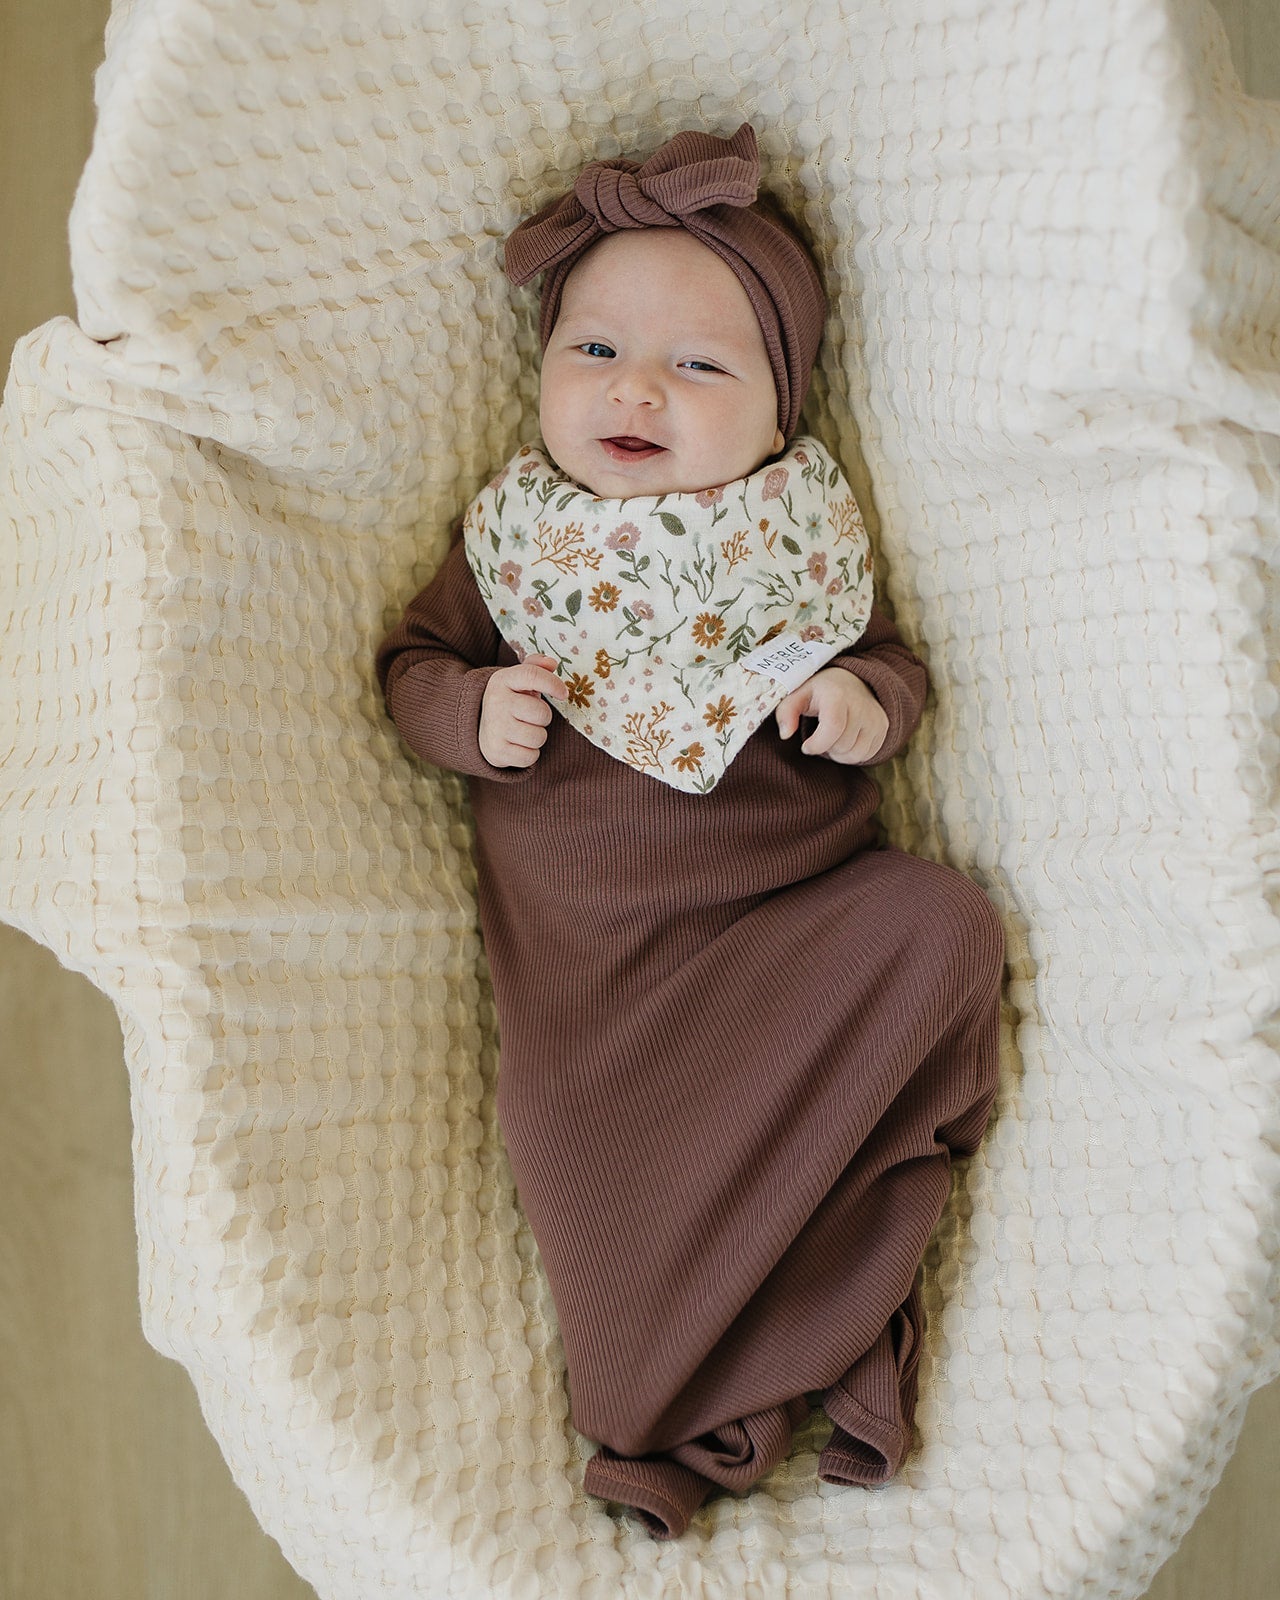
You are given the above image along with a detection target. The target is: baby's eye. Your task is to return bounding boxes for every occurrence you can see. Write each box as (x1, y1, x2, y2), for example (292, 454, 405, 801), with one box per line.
(682, 360, 723, 373)
(579, 342, 615, 359)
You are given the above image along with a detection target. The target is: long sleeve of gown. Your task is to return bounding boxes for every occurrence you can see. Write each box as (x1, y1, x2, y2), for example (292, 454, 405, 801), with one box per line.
(824, 604, 930, 766)
(375, 536, 535, 784)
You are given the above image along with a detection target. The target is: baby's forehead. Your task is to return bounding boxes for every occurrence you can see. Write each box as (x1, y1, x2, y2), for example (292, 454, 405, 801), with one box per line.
(567, 227, 722, 281)
(558, 231, 762, 333)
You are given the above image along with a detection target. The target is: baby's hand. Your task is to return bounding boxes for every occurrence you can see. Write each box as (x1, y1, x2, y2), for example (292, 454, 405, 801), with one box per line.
(775, 668, 889, 764)
(479, 654, 569, 768)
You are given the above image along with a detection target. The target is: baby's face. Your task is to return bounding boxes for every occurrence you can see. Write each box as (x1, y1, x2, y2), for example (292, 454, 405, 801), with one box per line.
(538, 230, 786, 499)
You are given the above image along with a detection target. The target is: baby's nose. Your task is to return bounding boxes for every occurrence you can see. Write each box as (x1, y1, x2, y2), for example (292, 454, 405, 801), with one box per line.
(607, 360, 664, 406)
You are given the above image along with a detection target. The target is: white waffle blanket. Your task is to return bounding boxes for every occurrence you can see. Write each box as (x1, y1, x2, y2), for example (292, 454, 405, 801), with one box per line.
(1, 0, 1277, 1594)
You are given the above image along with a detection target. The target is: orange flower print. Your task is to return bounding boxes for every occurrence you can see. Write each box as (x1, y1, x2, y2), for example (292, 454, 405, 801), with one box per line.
(757, 620, 787, 646)
(622, 701, 674, 773)
(704, 696, 736, 731)
(589, 580, 621, 612)
(721, 529, 751, 571)
(691, 612, 727, 648)
(831, 494, 863, 544)
(594, 649, 613, 679)
(673, 743, 706, 772)
(499, 560, 522, 592)
(566, 673, 596, 708)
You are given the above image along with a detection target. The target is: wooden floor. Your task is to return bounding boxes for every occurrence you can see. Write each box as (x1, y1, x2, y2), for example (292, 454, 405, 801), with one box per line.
(1, 1, 1277, 1596)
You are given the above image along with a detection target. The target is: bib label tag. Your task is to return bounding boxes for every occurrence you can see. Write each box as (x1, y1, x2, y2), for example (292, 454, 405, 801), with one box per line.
(740, 635, 829, 688)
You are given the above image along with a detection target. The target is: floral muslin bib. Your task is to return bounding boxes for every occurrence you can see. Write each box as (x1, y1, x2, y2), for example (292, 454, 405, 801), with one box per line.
(462, 436, 875, 794)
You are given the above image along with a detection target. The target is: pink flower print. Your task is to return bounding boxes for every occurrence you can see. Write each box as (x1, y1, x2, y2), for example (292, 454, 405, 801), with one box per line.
(826, 577, 844, 596)
(523, 596, 544, 616)
(499, 561, 522, 592)
(606, 521, 642, 551)
(800, 623, 826, 642)
(632, 599, 655, 621)
(807, 552, 828, 585)
(794, 449, 809, 467)
(762, 466, 789, 501)
(694, 487, 724, 507)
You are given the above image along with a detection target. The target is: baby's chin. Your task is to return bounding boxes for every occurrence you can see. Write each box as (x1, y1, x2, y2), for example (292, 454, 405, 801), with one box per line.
(573, 468, 691, 499)
(548, 443, 772, 501)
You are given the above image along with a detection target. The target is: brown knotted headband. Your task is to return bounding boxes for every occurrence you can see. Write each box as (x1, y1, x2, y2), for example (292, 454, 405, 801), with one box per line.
(503, 123, 826, 441)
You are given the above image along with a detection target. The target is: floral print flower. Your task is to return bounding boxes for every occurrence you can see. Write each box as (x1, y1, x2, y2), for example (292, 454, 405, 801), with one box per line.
(594, 649, 613, 679)
(523, 596, 544, 616)
(632, 599, 655, 621)
(589, 580, 621, 612)
(703, 696, 736, 732)
(831, 494, 862, 544)
(762, 466, 789, 500)
(499, 561, 522, 592)
(807, 552, 828, 585)
(694, 487, 724, 507)
(826, 577, 844, 596)
(800, 624, 826, 642)
(673, 743, 706, 771)
(606, 521, 641, 550)
(566, 673, 596, 708)
(691, 612, 727, 648)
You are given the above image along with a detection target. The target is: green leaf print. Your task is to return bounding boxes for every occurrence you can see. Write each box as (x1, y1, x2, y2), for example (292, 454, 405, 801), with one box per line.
(566, 588, 582, 617)
(782, 535, 802, 555)
(657, 512, 687, 537)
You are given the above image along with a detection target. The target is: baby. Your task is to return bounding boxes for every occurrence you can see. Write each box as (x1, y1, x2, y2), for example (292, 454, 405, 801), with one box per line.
(377, 124, 1005, 1540)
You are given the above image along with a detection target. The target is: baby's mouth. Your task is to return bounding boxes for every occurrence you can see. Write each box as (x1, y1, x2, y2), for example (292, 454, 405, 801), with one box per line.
(600, 436, 666, 461)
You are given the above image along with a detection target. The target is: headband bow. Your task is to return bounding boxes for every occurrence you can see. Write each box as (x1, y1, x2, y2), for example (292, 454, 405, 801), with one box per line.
(503, 123, 826, 441)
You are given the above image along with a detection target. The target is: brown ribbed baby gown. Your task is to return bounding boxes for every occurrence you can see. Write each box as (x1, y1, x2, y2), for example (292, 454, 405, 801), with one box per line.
(376, 534, 1004, 1539)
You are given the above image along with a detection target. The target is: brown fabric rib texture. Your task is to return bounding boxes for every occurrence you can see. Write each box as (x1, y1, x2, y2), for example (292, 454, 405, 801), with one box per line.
(376, 534, 1004, 1539)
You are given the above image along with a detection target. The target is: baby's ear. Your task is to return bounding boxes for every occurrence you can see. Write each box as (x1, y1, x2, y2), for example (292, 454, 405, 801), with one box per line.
(772, 428, 785, 454)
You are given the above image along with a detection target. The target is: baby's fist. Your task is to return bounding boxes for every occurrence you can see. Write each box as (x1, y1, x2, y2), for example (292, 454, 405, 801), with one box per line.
(478, 654, 568, 768)
(776, 668, 889, 764)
